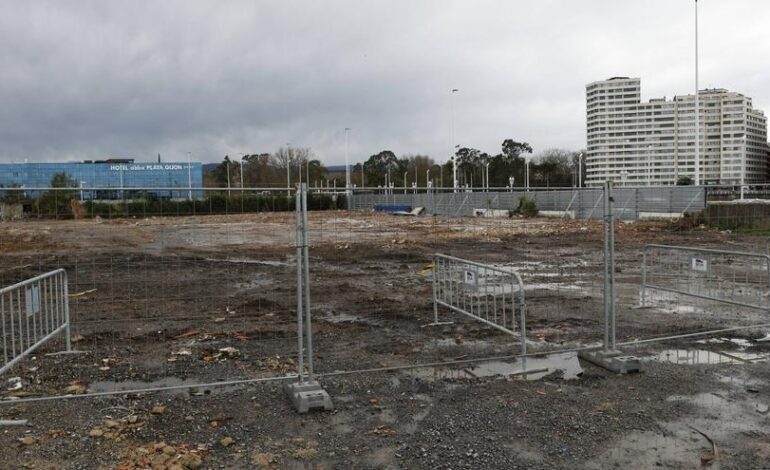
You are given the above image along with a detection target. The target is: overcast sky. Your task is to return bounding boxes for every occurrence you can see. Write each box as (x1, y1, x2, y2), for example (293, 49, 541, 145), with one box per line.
(1, 1, 769, 165)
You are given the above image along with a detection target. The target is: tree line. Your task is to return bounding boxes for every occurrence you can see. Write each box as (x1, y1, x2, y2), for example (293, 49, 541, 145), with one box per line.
(205, 147, 329, 188)
(202, 141, 586, 189)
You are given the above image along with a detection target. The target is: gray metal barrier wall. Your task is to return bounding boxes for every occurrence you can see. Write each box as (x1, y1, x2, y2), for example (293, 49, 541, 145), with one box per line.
(350, 186, 705, 220)
(641, 244, 770, 311)
(432, 254, 527, 354)
(1, 269, 71, 375)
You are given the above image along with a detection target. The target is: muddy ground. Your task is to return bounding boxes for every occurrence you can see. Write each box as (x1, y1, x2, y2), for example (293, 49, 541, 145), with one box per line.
(0, 211, 768, 469)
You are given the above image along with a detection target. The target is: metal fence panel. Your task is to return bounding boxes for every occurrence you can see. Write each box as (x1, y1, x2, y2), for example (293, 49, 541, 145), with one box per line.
(432, 254, 527, 353)
(351, 186, 705, 221)
(0, 269, 70, 375)
(641, 244, 770, 311)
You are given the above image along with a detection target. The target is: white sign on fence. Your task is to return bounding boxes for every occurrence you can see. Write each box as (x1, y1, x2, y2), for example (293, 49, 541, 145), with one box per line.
(464, 269, 478, 287)
(690, 257, 709, 273)
(25, 285, 40, 318)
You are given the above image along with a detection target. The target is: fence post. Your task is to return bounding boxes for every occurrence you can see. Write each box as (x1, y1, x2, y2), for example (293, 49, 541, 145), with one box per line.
(640, 248, 648, 308)
(432, 255, 439, 324)
(603, 180, 616, 352)
(301, 184, 314, 380)
(294, 186, 305, 383)
(285, 183, 332, 413)
(579, 182, 640, 373)
(63, 271, 71, 352)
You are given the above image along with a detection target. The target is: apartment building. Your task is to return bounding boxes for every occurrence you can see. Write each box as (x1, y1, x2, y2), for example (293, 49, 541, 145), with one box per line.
(585, 77, 768, 187)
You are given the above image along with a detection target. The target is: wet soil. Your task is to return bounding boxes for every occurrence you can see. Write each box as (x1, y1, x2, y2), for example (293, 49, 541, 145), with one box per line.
(0, 212, 767, 469)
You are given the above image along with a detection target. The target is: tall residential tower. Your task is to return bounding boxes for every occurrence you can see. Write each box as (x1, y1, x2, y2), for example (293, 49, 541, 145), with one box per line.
(585, 77, 767, 187)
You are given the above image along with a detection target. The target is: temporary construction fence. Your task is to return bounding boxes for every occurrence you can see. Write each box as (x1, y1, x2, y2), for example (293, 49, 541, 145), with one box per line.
(1, 182, 769, 407)
(285, 183, 333, 413)
(349, 186, 705, 221)
(640, 245, 770, 312)
(0, 187, 310, 403)
(431, 253, 527, 354)
(0, 269, 71, 375)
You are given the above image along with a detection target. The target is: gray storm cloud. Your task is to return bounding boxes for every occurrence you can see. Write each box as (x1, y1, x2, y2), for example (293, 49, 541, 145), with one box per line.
(0, 0, 768, 164)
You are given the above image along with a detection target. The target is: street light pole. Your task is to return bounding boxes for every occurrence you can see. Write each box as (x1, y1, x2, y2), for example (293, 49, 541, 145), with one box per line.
(404, 171, 408, 195)
(344, 128, 351, 196)
(451, 88, 459, 192)
(240, 156, 245, 191)
(286, 143, 291, 196)
(741, 134, 747, 199)
(187, 151, 192, 201)
(226, 159, 231, 190)
(525, 156, 530, 192)
(694, 0, 700, 186)
(647, 145, 653, 186)
(578, 152, 583, 188)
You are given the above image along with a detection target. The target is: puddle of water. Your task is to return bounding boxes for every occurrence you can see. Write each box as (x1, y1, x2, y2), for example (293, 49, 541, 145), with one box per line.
(694, 337, 753, 348)
(320, 312, 378, 325)
(433, 338, 493, 348)
(234, 276, 274, 290)
(647, 349, 739, 365)
(89, 377, 240, 396)
(405, 352, 583, 382)
(204, 257, 289, 267)
(646, 349, 770, 365)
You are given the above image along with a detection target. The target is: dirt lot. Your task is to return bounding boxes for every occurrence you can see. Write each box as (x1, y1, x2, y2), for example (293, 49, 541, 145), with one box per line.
(0, 211, 768, 469)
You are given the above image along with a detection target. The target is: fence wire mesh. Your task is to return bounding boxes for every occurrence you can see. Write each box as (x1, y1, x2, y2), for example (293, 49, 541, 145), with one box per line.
(0, 185, 769, 468)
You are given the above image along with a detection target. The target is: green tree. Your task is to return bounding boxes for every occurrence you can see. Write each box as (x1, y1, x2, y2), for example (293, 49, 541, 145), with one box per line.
(676, 176, 694, 186)
(363, 150, 398, 187)
(38, 172, 78, 217)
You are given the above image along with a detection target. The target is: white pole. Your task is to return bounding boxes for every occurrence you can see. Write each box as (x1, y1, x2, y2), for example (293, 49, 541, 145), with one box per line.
(578, 152, 583, 188)
(451, 88, 459, 192)
(525, 157, 530, 191)
(344, 128, 351, 196)
(741, 134, 746, 199)
(648, 145, 652, 186)
(426, 168, 430, 192)
(485, 163, 489, 192)
(240, 157, 244, 193)
(404, 171, 407, 195)
(286, 144, 291, 196)
(694, 0, 700, 186)
(187, 151, 192, 201)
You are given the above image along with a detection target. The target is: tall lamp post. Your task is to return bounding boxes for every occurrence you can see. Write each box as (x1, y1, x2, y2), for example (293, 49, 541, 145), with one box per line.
(344, 128, 351, 196)
(451, 88, 459, 192)
(525, 156, 530, 192)
(694, 0, 700, 186)
(239, 155, 245, 195)
(187, 151, 193, 201)
(286, 143, 291, 196)
(647, 145, 653, 186)
(577, 152, 584, 188)
(741, 134, 747, 200)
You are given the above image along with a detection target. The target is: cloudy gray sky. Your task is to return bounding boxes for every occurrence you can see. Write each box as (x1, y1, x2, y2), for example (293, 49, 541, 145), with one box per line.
(1, 1, 768, 165)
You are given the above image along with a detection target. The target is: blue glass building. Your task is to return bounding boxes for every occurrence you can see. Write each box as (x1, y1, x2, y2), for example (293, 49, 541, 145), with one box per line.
(0, 160, 203, 199)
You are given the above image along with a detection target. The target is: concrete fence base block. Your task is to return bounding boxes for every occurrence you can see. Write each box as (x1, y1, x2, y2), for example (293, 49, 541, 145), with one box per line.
(579, 349, 642, 374)
(284, 380, 334, 414)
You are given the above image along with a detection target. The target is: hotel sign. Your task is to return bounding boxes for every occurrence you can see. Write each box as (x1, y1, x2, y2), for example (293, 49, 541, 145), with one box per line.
(109, 164, 188, 171)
